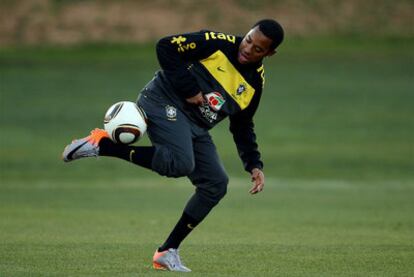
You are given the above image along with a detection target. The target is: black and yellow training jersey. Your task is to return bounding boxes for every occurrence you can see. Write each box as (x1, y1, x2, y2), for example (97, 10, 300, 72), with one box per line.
(148, 30, 265, 172)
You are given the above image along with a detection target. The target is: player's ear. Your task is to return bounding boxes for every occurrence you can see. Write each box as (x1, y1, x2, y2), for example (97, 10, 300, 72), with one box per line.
(266, 49, 276, 57)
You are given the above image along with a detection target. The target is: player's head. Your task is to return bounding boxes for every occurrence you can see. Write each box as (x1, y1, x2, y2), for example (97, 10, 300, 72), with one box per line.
(238, 19, 284, 64)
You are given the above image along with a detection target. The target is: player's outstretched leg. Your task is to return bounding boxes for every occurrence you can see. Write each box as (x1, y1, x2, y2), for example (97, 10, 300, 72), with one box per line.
(152, 248, 191, 272)
(62, 128, 109, 162)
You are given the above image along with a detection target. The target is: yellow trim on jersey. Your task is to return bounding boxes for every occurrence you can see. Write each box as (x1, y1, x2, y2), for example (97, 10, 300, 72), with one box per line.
(257, 65, 265, 88)
(200, 50, 255, 110)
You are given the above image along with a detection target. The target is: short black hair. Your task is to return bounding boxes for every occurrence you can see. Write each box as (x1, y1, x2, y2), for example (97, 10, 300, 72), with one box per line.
(253, 19, 284, 50)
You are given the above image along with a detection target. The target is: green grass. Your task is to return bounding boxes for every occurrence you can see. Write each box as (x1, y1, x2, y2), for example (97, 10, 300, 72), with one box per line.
(1, 38, 414, 275)
(1, 179, 413, 276)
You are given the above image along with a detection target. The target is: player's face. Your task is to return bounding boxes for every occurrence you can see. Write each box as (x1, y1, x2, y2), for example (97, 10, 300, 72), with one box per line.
(238, 26, 276, 64)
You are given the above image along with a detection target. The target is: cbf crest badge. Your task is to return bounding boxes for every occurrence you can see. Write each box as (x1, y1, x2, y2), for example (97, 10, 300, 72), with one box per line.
(236, 83, 246, 95)
(165, 105, 177, 121)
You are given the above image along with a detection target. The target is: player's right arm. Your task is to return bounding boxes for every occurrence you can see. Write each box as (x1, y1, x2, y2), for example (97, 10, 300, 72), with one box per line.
(156, 31, 233, 101)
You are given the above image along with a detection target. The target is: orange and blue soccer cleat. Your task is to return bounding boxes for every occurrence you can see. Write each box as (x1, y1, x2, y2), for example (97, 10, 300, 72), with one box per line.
(153, 248, 191, 272)
(62, 128, 109, 162)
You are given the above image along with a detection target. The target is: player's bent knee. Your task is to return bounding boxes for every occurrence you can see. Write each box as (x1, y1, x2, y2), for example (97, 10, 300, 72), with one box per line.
(216, 173, 229, 199)
(152, 146, 195, 177)
(173, 156, 195, 177)
(216, 183, 227, 200)
(160, 156, 194, 177)
(205, 173, 229, 203)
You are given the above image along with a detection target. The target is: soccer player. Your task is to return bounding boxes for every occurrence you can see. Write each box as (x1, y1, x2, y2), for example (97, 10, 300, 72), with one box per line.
(63, 19, 284, 272)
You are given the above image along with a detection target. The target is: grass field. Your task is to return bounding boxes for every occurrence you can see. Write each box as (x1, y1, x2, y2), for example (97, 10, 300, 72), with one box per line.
(1, 38, 414, 276)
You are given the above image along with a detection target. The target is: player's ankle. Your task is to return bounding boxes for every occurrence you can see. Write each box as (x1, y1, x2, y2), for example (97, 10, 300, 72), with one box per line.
(98, 137, 115, 155)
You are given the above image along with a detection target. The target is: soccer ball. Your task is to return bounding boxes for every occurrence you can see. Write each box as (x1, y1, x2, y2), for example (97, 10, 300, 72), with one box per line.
(103, 101, 147, 144)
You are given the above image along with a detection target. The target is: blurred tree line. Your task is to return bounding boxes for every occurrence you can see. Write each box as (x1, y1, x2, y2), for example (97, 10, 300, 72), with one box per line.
(0, 0, 413, 45)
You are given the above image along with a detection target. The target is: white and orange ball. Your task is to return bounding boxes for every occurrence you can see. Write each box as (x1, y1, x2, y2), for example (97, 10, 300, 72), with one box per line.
(103, 101, 147, 144)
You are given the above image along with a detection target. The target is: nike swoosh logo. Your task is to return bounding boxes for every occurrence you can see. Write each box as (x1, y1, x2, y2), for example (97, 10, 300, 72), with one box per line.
(187, 223, 195, 229)
(129, 150, 135, 162)
(67, 141, 87, 160)
(217, 66, 225, 72)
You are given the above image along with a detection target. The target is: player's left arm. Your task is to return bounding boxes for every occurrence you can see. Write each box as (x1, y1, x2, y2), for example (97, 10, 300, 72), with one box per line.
(229, 87, 265, 194)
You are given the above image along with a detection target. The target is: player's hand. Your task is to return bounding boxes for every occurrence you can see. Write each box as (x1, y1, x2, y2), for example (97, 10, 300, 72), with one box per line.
(249, 168, 265, 194)
(186, 92, 205, 106)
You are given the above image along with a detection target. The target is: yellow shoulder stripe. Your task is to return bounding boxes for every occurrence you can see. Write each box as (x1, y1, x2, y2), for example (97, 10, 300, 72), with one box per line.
(200, 50, 255, 110)
(257, 65, 265, 88)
